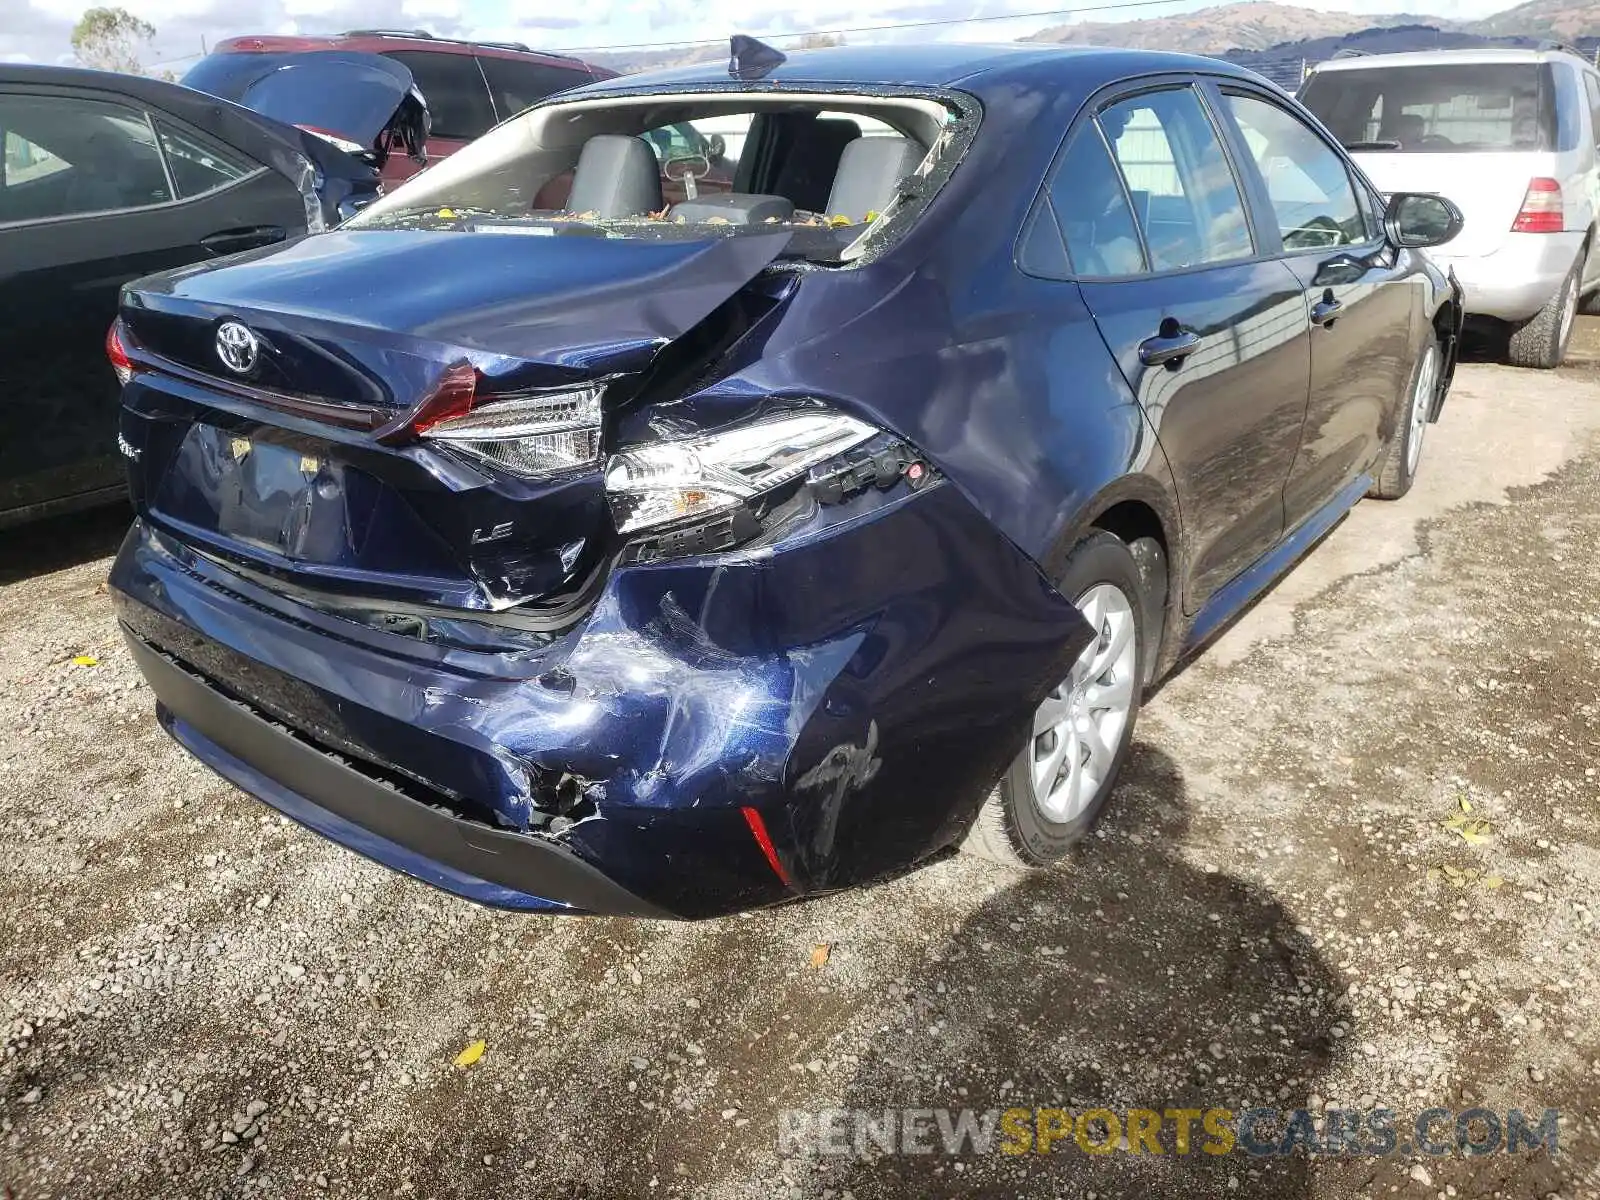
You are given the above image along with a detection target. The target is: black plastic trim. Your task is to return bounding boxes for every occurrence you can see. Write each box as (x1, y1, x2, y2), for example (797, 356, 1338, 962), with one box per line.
(123, 627, 671, 918)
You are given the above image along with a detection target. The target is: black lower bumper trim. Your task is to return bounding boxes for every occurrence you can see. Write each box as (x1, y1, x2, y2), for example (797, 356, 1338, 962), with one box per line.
(123, 628, 670, 918)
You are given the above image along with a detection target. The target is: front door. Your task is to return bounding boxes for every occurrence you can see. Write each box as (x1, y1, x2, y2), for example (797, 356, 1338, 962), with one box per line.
(1214, 85, 1418, 528)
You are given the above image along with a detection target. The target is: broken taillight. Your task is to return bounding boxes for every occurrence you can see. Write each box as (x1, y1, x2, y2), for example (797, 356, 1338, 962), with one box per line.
(106, 320, 134, 386)
(385, 361, 606, 478)
(1512, 177, 1563, 234)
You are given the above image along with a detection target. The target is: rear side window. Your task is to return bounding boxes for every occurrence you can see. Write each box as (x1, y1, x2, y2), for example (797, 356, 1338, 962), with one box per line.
(156, 123, 253, 198)
(384, 50, 495, 141)
(1047, 123, 1146, 276)
(478, 57, 592, 118)
(1300, 63, 1556, 153)
(0, 93, 171, 225)
(1100, 88, 1254, 271)
(1224, 92, 1367, 250)
(1584, 73, 1600, 148)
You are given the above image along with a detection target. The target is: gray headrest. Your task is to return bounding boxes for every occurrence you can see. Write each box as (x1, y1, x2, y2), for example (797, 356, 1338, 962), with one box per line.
(566, 135, 663, 218)
(670, 193, 795, 225)
(825, 136, 922, 220)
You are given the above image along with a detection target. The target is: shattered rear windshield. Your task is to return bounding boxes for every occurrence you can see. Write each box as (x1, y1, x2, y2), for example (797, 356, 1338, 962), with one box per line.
(345, 87, 977, 264)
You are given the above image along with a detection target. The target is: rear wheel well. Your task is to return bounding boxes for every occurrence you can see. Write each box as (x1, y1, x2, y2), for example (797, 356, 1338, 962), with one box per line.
(1091, 501, 1171, 683)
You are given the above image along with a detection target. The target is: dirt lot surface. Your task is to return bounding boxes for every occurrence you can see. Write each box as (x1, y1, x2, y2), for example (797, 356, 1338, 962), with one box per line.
(3, 331, 1600, 1200)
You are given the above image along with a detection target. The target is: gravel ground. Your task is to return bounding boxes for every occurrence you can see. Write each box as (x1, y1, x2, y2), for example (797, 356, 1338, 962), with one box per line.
(2, 332, 1600, 1200)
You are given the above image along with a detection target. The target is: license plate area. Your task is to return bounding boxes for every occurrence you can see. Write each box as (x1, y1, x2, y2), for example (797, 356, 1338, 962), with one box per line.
(152, 423, 377, 563)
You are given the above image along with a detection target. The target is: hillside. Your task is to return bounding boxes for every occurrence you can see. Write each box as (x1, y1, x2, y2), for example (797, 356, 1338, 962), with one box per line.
(1026, 1, 1453, 53)
(1470, 0, 1600, 39)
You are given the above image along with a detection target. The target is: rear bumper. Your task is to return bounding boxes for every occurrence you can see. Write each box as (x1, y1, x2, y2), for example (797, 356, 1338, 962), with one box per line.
(111, 482, 1092, 918)
(129, 632, 669, 917)
(1434, 231, 1583, 322)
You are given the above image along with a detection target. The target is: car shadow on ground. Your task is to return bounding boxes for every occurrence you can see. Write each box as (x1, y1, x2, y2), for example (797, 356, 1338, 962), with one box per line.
(811, 744, 1345, 1199)
(0, 504, 129, 586)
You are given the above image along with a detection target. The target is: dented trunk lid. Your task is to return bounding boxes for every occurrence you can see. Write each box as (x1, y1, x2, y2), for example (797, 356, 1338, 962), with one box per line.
(118, 228, 791, 615)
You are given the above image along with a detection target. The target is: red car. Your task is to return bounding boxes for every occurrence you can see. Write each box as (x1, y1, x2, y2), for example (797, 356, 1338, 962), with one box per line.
(195, 29, 617, 184)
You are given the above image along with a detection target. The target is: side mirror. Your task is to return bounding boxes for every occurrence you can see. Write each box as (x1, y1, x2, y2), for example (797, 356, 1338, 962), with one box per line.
(706, 133, 727, 160)
(1383, 192, 1464, 249)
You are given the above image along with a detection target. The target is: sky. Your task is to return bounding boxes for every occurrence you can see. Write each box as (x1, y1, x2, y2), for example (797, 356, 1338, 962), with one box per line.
(0, 0, 1529, 71)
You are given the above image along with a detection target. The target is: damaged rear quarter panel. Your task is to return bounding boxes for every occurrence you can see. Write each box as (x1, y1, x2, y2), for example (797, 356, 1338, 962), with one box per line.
(543, 481, 1094, 914)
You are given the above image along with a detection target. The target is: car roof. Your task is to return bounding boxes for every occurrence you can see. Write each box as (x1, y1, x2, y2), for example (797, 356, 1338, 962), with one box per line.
(570, 42, 1266, 98)
(0, 61, 215, 102)
(1309, 47, 1596, 73)
(210, 31, 611, 74)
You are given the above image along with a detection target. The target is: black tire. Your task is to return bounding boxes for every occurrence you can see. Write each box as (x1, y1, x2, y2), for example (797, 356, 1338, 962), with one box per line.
(1508, 256, 1581, 369)
(964, 531, 1148, 868)
(1368, 338, 1442, 501)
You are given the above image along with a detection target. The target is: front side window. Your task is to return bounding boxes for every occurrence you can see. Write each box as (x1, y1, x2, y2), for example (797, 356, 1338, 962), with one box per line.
(0, 94, 171, 225)
(156, 123, 253, 199)
(1100, 87, 1254, 271)
(383, 50, 496, 140)
(1225, 92, 1366, 251)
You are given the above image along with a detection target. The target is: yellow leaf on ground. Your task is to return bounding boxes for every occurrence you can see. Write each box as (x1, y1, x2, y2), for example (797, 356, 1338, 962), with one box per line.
(1483, 875, 1505, 889)
(810, 943, 830, 969)
(1427, 866, 1442, 881)
(453, 1039, 486, 1068)
(1459, 796, 1473, 814)
(71, 655, 97, 666)
(1443, 814, 1467, 830)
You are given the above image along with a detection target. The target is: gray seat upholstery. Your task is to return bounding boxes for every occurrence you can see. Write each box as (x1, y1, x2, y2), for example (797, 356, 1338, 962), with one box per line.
(824, 136, 923, 220)
(565, 135, 663, 218)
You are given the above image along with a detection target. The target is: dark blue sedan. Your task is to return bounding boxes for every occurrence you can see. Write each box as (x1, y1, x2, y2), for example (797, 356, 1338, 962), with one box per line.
(107, 42, 1465, 918)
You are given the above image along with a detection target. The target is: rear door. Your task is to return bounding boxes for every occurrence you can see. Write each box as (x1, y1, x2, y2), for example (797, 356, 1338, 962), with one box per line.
(1214, 83, 1417, 530)
(1064, 81, 1312, 611)
(0, 85, 305, 523)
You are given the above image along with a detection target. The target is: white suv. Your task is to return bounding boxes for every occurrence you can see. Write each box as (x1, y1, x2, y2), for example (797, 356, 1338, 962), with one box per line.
(1301, 46, 1600, 367)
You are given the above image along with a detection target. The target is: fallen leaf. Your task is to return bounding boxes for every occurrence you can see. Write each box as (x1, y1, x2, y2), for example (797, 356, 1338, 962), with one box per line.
(71, 655, 97, 667)
(1458, 796, 1473, 814)
(810, 943, 830, 969)
(1443, 814, 1467, 830)
(453, 1039, 486, 1068)
(1483, 875, 1505, 889)
(1427, 866, 1443, 882)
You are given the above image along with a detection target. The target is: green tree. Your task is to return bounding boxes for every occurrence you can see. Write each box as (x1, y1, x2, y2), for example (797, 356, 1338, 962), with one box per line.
(71, 6, 156, 74)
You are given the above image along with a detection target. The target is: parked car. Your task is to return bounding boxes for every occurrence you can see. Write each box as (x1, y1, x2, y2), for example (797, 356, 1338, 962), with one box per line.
(0, 61, 412, 529)
(1301, 46, 1600, 368)
(109, 43, 1464, 919)
(191, 29, 617, 184)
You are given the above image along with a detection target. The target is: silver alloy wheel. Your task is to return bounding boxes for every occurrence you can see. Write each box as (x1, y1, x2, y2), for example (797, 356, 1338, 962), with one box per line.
(1404, 344, 1440, 476)
(1028, 582, 1138, 823)
(1558, 268, 1578, 349)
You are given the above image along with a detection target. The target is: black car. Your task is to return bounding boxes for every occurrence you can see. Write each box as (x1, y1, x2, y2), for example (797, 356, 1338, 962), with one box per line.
(0, 59, 426, 529)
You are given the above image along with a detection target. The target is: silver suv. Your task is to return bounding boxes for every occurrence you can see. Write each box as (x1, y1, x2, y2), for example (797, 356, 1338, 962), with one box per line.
(1301, 46, 1600, 368)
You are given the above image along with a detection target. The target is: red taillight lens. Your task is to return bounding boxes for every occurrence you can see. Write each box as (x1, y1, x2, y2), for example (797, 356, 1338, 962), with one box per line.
(406, 361, 479, 437)
(106, 320, 133, 386)
(1512, 177, 1563, 234)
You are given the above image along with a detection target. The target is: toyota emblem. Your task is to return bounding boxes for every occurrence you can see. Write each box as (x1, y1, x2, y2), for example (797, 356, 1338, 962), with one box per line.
(215, 321, 260, 375)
